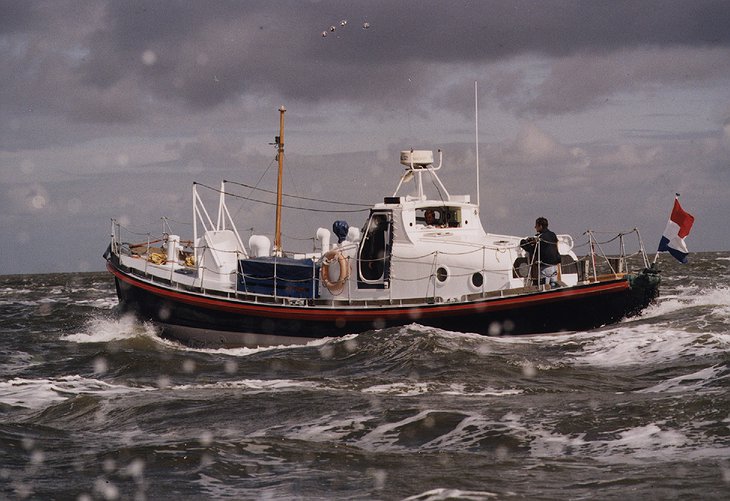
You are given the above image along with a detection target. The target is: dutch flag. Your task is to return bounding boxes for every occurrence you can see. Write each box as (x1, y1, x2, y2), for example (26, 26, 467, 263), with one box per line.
(657, 196, 695, 264)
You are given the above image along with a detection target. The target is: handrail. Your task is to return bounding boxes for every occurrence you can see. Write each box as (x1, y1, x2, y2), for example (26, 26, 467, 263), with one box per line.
(111, 218, 650, 304)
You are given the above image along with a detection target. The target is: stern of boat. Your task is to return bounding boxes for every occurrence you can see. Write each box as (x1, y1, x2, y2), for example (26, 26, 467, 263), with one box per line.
(626, 265, 661, 315)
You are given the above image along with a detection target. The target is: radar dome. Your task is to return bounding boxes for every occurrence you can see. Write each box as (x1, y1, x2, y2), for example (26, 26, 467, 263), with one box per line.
(400, 150, 433, 168)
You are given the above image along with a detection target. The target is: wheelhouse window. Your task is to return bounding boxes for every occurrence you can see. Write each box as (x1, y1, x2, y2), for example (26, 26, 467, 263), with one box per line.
(416, 207, 461, 228)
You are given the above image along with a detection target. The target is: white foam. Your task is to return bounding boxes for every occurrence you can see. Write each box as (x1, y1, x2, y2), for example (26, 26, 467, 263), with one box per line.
(0, 287, 34, 295)
(438, 383, 523, 397)
(635, 365, 728, 394)
(0, 378, 68, 408)
(528, 422, 692, 462)
(566, 326, 730, 367)
(0, 376, 154, 409)
(362, 382, 430, 396)
(180, 333, 358, 357)
(361, 382, 522, 397)
(74, 298, 118, 309)
(642, 285, 730, 321)
(169, 378, 325, 393)
(0, 374, 326, 410)
(62, 314, 159, 343)
(402, 488, 500, 500)
(248, 413, 373, 443)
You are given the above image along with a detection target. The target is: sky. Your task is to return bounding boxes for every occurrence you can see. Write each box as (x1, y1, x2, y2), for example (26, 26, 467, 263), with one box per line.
(1, 0, 729, 275)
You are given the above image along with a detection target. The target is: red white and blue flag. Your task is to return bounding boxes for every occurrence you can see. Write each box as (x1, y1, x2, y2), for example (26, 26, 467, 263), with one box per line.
(657, 196, 695, 263)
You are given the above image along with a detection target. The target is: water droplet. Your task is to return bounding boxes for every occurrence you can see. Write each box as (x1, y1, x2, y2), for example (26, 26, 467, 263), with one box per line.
(31, 195, 47, 209)
(182, 359, 196, 373)
(141, 50, 157, 66)
(93, 357, 108, 374)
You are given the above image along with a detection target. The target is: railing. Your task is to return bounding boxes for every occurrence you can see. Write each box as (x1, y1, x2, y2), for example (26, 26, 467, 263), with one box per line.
(109, 219, 651, 303)
(578, 228, 650, 281)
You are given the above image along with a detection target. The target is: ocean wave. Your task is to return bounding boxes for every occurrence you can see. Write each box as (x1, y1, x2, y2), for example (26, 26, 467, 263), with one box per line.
(1, 351, 40, 376)
(527, 420, 730, 464)
(635, 365, 728, 394)
(62, 314, 160, 344)
(566, 327, 730, 367)
(0, 375, 155, 409)
(403, 488, 500, 500)
(361, 382, 522, 397)
(182, 334, 352, 358)
(247, 402, 730, 463)
(0, 373, 330, 411)
(168, 378, 326, 393)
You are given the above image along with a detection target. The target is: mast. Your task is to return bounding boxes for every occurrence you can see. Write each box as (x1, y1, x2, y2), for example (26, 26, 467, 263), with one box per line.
(474, 81, 480, 209)
(274, 105, 286, 256)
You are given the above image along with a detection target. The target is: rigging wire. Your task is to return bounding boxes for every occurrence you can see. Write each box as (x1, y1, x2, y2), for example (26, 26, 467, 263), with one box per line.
(194, 182, 370, 214)
(231, 156, 278, 219)
(224, 178, 371, 208)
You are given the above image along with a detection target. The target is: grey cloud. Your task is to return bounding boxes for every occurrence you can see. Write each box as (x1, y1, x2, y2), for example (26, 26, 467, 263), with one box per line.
(4, 0, 727, 126)
(519, 47, 730, 116)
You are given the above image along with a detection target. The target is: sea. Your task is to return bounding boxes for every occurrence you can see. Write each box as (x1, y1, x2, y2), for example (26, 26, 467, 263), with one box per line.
(1, 252, 729, 500)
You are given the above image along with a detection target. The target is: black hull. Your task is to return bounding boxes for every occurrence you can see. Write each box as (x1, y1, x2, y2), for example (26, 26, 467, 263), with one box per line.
(109, 262, 660, 347)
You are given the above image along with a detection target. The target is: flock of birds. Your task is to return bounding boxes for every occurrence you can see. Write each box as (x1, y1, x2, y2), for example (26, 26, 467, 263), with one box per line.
(321, 19, 370, 38)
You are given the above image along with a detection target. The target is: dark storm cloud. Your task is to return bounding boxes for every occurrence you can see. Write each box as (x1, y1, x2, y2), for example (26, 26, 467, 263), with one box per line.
(4, 0, 729, 128)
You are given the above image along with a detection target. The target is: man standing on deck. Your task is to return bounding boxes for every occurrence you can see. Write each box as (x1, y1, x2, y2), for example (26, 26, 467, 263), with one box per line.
(520, 217, 561, 288)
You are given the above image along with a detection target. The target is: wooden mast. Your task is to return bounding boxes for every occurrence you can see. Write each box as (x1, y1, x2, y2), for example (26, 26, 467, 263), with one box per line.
(274, 105, 286, 256)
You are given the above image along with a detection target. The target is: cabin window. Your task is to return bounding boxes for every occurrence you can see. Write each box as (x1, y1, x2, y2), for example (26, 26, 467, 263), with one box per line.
(416, 207, 461, 228)
(436, 267, 448, 282)
(471, 272, 483, 288)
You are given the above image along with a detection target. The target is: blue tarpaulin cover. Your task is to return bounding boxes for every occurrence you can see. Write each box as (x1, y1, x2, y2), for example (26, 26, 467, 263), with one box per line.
(238, 257, 319, 298)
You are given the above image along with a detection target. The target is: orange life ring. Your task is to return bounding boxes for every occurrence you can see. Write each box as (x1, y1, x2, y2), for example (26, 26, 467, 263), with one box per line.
(321, 250, 350, 294)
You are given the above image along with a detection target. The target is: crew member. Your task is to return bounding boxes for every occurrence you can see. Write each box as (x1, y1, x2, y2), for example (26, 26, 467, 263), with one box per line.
(520, 217, 561, 287)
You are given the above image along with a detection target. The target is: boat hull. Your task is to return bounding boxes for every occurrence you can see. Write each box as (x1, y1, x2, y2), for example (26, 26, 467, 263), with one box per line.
(107, 261, 660, 347)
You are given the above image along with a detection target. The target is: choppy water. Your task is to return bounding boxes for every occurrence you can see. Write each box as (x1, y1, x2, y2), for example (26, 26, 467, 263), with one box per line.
(1, 252, 729, 500)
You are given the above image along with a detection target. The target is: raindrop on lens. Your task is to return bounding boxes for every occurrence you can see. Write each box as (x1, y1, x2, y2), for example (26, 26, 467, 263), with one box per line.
(224, 359, 238, 374)
(319, 344, 334, 359)
(199, 430, 213, 446)
(182, 359, 196, 373)
(93, 357, 108, 374)
(157, 375, 171, 389)
(522, 361, 537, 378)
(141, 50, 157, 65)
(344, 338, 358, 352)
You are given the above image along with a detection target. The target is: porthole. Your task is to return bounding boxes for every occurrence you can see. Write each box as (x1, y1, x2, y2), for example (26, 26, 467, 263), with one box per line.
(471, 272, 483, 287)
(436, 267, 448, 282)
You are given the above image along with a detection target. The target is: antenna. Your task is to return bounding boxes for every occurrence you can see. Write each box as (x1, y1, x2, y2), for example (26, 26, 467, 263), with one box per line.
(474, 81, 480, 209)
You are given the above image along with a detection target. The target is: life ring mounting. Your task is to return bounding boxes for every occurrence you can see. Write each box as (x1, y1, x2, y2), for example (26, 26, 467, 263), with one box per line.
(321, 250, 350, 294)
